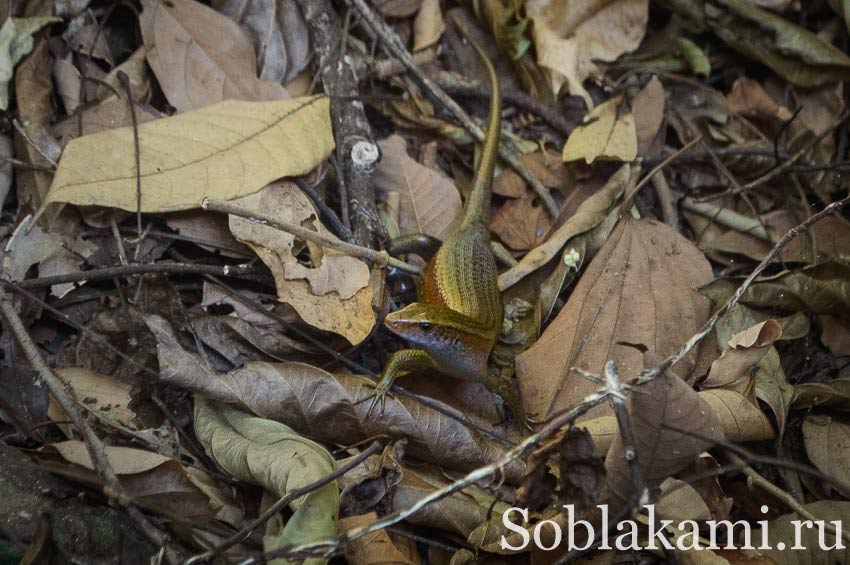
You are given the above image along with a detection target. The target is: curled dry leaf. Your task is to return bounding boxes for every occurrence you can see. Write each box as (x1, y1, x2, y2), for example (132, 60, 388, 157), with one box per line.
(140, 0, 287, 112)
(413, 0, 444, 52)
(563, 96, 638, 163)
(699, 388, 775, 442)
(42, 441, 226, 522)
(212, 0, 311, 84)
(228, 181, 374, 344)
(194, 399, 338, 564)
(375, 135, 462, 241)
(517, 216, 714, 422)
(40, 96, 334, 216)
(144, 314, 525, 482)
(702, 320, 782, 392)
(602, 359, 724, 514)
(802, 415, 850, 498)
(525, 0, 648, 105)
(498, 162, 633, 291)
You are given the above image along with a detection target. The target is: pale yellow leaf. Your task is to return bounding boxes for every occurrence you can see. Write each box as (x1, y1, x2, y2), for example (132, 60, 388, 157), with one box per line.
(39, 95, 334, 217)
(413, 0, 444, 51)
(526, 0, 648, 105)
(563, 96, 637, 164)
(48, 367, 137, 431)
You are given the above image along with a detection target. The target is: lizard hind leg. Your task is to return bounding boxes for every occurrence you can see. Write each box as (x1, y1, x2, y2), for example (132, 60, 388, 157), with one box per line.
(483, 368, 529, 429)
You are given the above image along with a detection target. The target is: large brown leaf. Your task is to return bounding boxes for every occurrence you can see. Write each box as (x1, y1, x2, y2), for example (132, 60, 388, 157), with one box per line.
(602, 361, 724, 514)
(145, 315, 524, 482)
(140, 0, 287, 112)
(517, 216, 713, 421)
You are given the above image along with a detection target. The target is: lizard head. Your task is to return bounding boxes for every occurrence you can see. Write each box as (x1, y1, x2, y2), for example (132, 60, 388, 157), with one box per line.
(384, 302, 467, 349)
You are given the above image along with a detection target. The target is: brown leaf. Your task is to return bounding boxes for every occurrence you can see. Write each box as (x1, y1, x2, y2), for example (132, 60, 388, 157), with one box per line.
(757, 501, 850, 565)
(54, 96, 161, 148)
(228, 181, 375, 344)
(700, 388, 775, 443)
(702, 320, 782, 393)
(602, 361, 724, 513)
(140, 0, 287, 112)
(490, 193, 552, 251)
(492, 150, 567, 199)
(339, 513, 420, 564)
(517, 216, 713, 421)
(164, 210, 251, 258)
(374, 0, 422, 18)
(145, 314, 525, 482)
(375, 135, 462, 241)
(212, 0, 310, 84)
(632, 76, 666, 156)
(42, 441, 223, 522)
(498, 163, 633, 291)
(802, 414, 850, 498)
(47, 367, 137, 431)
(412, 0, 443, 51)
(727, 77, 794, 122)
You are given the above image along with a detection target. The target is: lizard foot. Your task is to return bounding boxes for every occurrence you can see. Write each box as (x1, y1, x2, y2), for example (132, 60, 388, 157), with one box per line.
(355, 379, 394, 417)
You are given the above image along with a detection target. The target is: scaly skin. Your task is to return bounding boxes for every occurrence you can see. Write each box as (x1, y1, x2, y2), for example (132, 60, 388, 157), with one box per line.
(368, 23, 522, 419)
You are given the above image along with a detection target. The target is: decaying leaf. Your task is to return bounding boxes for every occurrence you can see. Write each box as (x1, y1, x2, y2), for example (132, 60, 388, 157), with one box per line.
(47, 367, 137, 431)
(140, 0, 287, 111)
(144, 314, 525, 482)
(498, 163, 633, 290)
(0, 16, 60, 110)
(42, 441, 227, 522)
(194, 399, 338, 564)
(375, 135, 462, 241)
(602, 359, 724, 513)
(212, 0, 311, 85)
(517, 216, 714, 421)
(339, 513, 419, 564)
(228, 181, 374, 344)
(40, 95, 334, 216)
(702, 320, 782, 393)
(525, 0, 648, 105)
(802, 415, 850, 498)
(756, 501, 850, 564)
(563, 96, 638, 163)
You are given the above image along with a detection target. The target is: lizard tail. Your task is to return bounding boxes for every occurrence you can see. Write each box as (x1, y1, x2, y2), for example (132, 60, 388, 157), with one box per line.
(454, 18, 501, 229)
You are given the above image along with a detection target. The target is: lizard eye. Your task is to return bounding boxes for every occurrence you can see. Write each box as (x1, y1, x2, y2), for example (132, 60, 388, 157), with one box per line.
(420, 322, 432, 331)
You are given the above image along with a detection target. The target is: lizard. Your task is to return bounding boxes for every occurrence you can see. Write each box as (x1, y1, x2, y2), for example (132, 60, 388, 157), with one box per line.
(366, 21, 523, 421)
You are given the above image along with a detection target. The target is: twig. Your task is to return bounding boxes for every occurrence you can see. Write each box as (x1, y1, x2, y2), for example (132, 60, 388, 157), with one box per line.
(623, 135, 703, 207)
(639, 191, 850, 384)
(681, 197, 771, 241)
(346, 0, 560, 218)
(186, 442, 382, 564)
(237, 388, 614, 563)
(726, 452, 850, 547)
(294, 177, 354, 243)
(697, 112, 850, 201)
(202, 199, 419, 274)
(651, 169, 678, 229)
(605, 361, 645, 508)
(117, 71, 144, 260)
(14, 261, 258, 289)
(0, 284, 179, 559)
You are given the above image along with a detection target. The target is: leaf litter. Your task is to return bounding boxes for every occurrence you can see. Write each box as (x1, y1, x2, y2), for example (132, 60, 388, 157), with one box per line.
(1, 0, 850, 563)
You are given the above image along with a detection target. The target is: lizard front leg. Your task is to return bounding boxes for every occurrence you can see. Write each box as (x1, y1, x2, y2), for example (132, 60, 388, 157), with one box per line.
(364, 349, 438, 416)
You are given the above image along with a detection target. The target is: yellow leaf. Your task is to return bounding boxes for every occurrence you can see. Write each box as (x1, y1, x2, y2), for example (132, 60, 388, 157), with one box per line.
(38, 95, 333, 218)
(562, 96, 637, 164)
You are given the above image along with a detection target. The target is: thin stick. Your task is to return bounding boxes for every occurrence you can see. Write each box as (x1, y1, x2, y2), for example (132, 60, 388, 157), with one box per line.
(187, 442, 382, 564)
(117, 71, 144, 260)
(641, 192, 850, 384)
(346, 0, 560, 218)
(202, 198, 420, 274)
(0, 284, 177, 557)
(14, 261, 257, 289)
(237, 388, 613, 563)
(622, 135, 703, 207)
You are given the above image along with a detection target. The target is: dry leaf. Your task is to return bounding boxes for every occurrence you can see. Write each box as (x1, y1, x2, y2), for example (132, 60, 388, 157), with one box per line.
(375, 135, 462, 241)
(517, 216, 713, 421)
(339, 513, 420, 564)
(802, 414, 850, 498)
(53, 56, 82, 115)
(632, 77, 666, 156)
(228, 181, 374, 344)
(756, 501, 850, 564)
(0, 16, 61, 110)
(165, 210, 251, 258)
(212, 0, 311, 84)
(702, 320, 782, 392)
(493, 150, 567, 199)
(100, 47, 150, 102)
(602, 360, 724, 513)
(526, 0, 648, 105)
(55, 96, 161, 148)
(700, 388, 775, 442)
(413, 0, 444, 51)
(563, 96, 638, 163)
(490, 193, 553, 251)
(375, 0, 422, 18)
(194, 399, 338, 564)
(0, 133, 11, 206)
(42, 441, 222, 521)
(145, 314, 525, 482)
(40, 95, 334, 216)
(48, 367, 137, 431)
(498, 163, 633, 290)
(727, 77, 794, 122)
(656, 478, 712, 522)
(140, 0, 287, 111)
